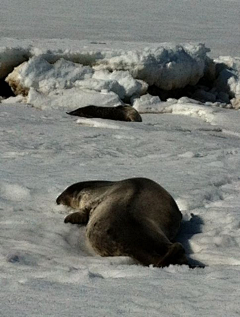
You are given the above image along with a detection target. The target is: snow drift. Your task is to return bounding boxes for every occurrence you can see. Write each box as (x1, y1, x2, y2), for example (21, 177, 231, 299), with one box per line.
(1, 42, 240, 111)
(0, 42, 234, 112)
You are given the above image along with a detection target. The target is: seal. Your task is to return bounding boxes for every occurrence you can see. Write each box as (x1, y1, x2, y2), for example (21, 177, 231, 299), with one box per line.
(56, 177, 187, 267)
(66, 105, 142, 122)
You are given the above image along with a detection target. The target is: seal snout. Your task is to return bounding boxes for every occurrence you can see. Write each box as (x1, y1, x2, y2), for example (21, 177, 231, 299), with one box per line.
(56, 192, 72, 207)
(56, 195, 62, 205)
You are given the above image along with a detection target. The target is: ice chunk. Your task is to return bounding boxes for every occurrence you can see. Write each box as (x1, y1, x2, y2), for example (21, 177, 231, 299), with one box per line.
(6, 56, 93, 95)
(213, 56, 240, 109)
(133, 94, 163, 113)
(27, 87, 122, 110)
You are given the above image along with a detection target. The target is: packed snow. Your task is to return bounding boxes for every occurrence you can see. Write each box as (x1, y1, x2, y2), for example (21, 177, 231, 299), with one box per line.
(1, 0, 240, 57)
(1, 98, 240, 316)
(1, 0, 240, 316)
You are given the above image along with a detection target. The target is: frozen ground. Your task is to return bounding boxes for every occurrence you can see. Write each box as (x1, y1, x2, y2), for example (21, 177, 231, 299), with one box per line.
(1, 100, 240, 316)
(1, 0, 240, 316)
(0, 0, 240, 58)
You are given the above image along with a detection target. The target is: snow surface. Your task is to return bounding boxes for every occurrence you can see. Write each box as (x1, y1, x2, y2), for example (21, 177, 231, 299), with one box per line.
(1, 98, 240, 316)
(1, 0, 240, 316)
(1, 0, 240, 58)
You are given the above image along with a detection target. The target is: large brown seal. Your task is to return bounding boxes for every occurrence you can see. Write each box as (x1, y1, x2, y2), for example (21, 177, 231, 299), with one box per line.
(56, 177, 187, 267)
(67, 105, 142, 122)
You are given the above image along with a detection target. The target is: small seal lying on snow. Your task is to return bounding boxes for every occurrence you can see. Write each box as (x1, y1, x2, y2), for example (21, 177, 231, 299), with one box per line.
(56, 177, 188, 267)
(67, 105, 142, 122)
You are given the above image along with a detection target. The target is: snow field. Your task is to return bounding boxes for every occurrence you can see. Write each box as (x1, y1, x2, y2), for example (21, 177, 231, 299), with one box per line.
(1, 0, 240, 57)
(1, 101, 240, 316)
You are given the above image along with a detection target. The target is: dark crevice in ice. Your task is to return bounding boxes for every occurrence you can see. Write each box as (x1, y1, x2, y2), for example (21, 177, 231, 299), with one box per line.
(0, 78, 15, 98)
(148, 85, 194, 102)
(147, 73, 232, 106)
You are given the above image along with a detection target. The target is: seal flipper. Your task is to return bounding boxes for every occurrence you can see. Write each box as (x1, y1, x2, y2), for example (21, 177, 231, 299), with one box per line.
(64, 211, 89, 225)
(105, 215, 188, 267)
(156, 242, 188, 267)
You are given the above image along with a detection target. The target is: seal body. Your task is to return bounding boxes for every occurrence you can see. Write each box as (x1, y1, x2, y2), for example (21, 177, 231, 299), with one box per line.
(56, 178, 187, 267)
(67, 105, 142, 122)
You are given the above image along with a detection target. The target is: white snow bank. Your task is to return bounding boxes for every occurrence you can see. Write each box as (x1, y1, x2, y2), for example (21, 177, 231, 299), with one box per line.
(161, 99, 216, 123)
(133, 95, 240, 126)
(92, 70, 148, 98)
(2, 43, 240, 111)
(134, 96, 216, 122)
(2, 43, 209, 110)
(6, 57, 93, 95)
(26, 43, 209, 91)
(5, 56, 147, 109)
(94, 44, 209, 90)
